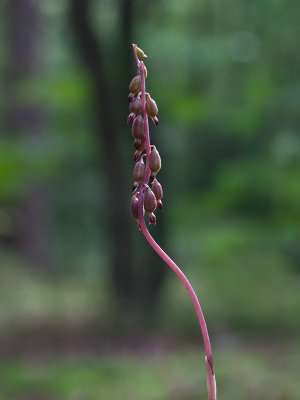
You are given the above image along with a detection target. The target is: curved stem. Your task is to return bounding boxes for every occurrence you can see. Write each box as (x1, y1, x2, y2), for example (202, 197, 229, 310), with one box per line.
(132, 44, 216, 400)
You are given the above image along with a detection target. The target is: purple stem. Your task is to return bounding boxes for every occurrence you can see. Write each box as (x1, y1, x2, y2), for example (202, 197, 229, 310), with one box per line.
(133, 44, 216, 400)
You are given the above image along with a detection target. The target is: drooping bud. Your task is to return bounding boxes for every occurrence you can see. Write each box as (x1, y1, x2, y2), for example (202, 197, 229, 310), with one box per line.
(132, 114, 145, 139)
(149, 147, 161, 174)
(128, 93, 135, 102)
(149, 173, 155, 183)
(129, 97, 142, 115)
(133, 136, 146, 161)
(148, 212, 156, 226)
(131, 194, 139, 221)
(131, 193, 144, 223)
(132, 182, 139, 193)
(153, 116, 159, 126)
(133, 151, 140, 162)
(129, 75, 141, 94)
(146, 94, 158, 118)
(133, 137, 146, 161)
(151, 179, 163, 200)
(144, 188, 157, 214)
(157, 200, 163, 210)
(133, 159, 145, 184)
(134, 138, 141, 150)
(127, 113, 135, 124)
(136, 46, 148, 59)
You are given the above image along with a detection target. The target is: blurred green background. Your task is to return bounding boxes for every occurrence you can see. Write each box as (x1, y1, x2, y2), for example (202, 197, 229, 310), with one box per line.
(0, 0, 299, 399)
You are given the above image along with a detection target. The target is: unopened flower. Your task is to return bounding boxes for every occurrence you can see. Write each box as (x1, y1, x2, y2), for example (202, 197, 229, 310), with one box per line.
(133, 138, 146, 160)
(149, 147, 161, 174)
(151, 179, 163, 210)
(144, 187, 157, 225)
(132, 158, 145, 192)
(129, 75, 141, 94)
(127, 113, 135, 124)
(148, 212, 156, 226)
(134, 138, 141, 150)
(131, 193, 139, 220)
(131, 193, 144, 222)
(151, 179, 163, 200)
(132, 114, 145, 139)
(144, 187, 157, 213)
(129, 97, 142, 115)
(146, 94, 158, 118)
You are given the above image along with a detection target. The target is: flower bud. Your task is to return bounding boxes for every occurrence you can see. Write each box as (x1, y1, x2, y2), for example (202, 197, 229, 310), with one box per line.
(134, 138, 141, 150)
(149, 147, 161, 174)
(146, 94, 158, 118)
(151, 179, 163, 200)
(136, 46, 148, 59)
(131, 194, 139, 220)
(133, 146, 145, 162)
(129, 97, 142, 115)
(129, 75, 141, 94)
(127, 113, 135, 124)
(149, 173, 155, 183)
(133, 159, 145, 183)
(153, 116, 159, 126)
(128, 93, 135, 102)
(132, 182, 138, 193)
(148, 212, 156, 226)
(131, 193, 144, 222)
(132, 114, 145, 139)
(144, 188, 157, 214)
(133, 151, 139, 162)
(157, 200, 163, 210)
(133, 139, 146, 162)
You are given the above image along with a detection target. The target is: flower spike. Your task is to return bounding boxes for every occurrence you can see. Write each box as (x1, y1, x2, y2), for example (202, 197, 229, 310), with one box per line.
(126, 44, 216, 400)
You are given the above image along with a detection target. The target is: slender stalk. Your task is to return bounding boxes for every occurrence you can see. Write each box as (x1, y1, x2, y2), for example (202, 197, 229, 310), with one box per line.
(133, 44, 216, 400)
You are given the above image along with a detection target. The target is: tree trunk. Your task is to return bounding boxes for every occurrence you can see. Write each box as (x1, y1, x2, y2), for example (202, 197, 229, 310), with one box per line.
(69, 0, 167, 314)
(5, 0, 51, 270)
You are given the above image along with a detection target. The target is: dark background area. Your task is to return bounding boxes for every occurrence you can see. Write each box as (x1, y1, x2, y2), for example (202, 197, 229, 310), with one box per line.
(0, 0, 299, 399)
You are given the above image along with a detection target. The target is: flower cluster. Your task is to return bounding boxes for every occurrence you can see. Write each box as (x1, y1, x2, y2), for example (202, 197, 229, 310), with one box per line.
(127, 46, 163, 227)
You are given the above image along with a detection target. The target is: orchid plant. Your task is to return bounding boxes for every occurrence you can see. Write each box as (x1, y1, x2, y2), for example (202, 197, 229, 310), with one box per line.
(127, 44, 217, 400)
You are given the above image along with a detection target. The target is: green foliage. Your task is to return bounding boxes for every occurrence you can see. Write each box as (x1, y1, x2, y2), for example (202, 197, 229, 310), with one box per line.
(0, 0, 299, 337)
(1, 346, 299, 399)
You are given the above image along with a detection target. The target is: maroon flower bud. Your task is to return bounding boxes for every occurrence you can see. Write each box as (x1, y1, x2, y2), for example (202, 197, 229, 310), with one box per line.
(133, 159, 145, 183)
(131, 193, 144, 222)
(129, 75, 141, 94)
(131, 194, 139, 220)
(133, 151, 141, 162)
(146, 94, 158, 118)
(149, 173, 155, 183)
(129, 97, 142, 115)
(144, 188, 157, 214)
(127, 113, 135, 124)
(134, 138, 146, 153)
(134, 138, 141, 149)
(149, 147, 161, 174)
(157, 200, 163, 210)
(128, 93, 135, 102)
(148, 212, 156, 226)
(132, 182, 139, 193)
(132, 114, 145, 139)
(151, 179, 163, 200)
(153, 116, 159, 126)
